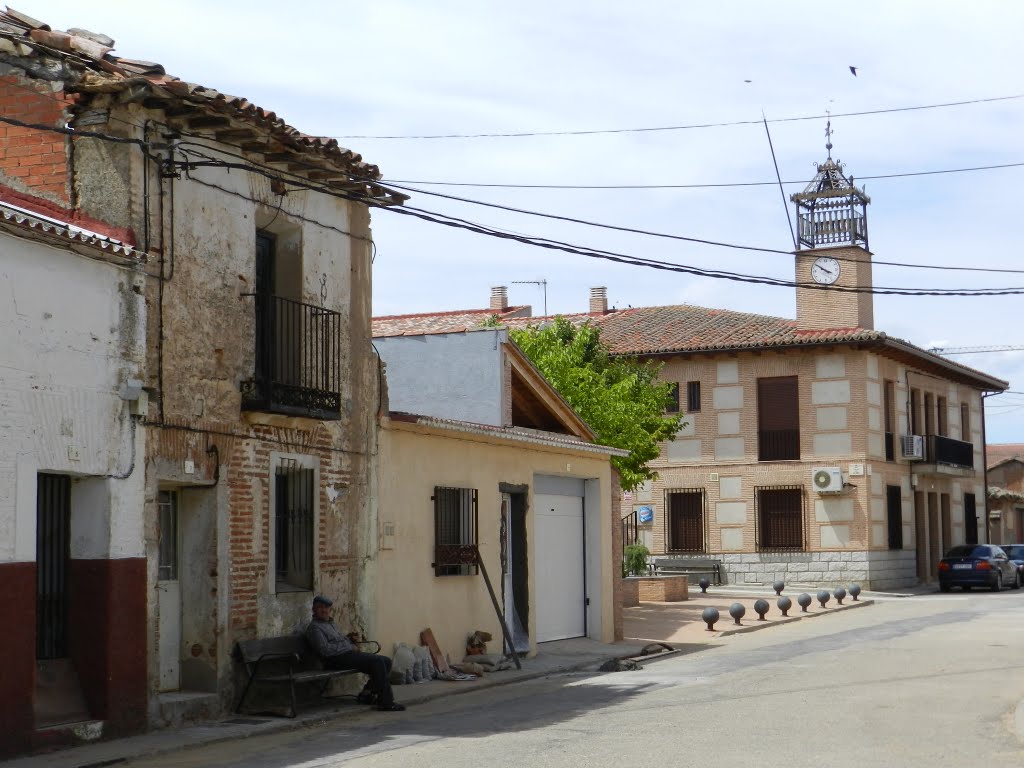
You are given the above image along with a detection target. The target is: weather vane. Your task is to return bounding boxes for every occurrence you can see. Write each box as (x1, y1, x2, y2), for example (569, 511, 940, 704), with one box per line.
(825, 110, 833, 159)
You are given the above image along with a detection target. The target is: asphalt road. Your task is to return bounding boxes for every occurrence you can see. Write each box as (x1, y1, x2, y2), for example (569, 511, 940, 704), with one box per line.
(122, 590, 1024, 768)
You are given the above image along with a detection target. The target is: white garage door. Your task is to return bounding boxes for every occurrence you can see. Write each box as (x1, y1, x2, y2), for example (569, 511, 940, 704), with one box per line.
(535, 493, 585, 642)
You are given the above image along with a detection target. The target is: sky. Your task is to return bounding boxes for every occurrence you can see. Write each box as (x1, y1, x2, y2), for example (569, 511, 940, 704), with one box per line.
(30, 0, 1024, 442)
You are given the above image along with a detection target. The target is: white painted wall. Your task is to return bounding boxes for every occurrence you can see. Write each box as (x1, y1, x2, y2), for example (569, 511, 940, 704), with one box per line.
(375, 330, 505, 425)
(0, 230, 146, 563)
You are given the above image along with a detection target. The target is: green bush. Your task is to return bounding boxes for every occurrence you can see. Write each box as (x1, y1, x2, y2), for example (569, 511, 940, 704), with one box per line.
(623, 542, 650, 577)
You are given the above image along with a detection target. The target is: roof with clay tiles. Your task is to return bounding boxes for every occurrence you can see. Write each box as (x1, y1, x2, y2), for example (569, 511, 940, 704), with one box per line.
(372, 300, 1007, 390)
(0, 8, 403, 204)
(988, 444, 1024, 469)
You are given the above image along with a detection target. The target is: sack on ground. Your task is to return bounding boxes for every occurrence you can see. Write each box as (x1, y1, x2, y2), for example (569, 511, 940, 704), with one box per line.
(391, 642, 416, 684)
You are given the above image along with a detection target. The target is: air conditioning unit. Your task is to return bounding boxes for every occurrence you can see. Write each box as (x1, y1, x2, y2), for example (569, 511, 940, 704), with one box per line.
(901, 434, 925, 460)
(811, 467, 844, 494)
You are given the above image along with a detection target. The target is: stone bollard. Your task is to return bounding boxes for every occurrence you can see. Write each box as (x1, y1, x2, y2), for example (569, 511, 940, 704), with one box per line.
(753, 599, 769, 621)
(797, 593, 812, 612)
(728, 602, 746, 625)
(817, 589, 831, 608)
(702, 606, 720, 631)
(834, 587, 847, 605)
(849, 584, 862, 601)
(698, 577, 710, 594)
(777, 596, 792, 616)
(772, 580, 785, 596)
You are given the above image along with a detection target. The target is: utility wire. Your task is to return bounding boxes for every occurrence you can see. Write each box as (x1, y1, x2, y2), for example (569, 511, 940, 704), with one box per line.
(333, 93, 1024, 139)
(364, 177, 1024, 275)
(5, 90, 1019, 275)
(384, 160, 1024, 190)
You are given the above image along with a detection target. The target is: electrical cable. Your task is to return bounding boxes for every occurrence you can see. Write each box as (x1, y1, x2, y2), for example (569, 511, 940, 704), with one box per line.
(384, 160, 1024, 190)
(331, 93, 1024, 139)
(170, 149, 1024, 295)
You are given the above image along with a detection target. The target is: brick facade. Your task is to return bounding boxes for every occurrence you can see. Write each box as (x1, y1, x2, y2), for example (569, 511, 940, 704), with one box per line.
(635, 348, 990, 589)
(0, 74, 73, 204)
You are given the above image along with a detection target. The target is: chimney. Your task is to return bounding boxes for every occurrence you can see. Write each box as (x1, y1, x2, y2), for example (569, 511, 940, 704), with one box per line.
(490, 285, 508, 311)
(589, 286, 608, 314)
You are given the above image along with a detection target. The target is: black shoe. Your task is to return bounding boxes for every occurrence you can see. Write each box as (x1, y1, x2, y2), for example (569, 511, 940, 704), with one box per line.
(377, 702, 406, 712)
(356, 691, 378, 705)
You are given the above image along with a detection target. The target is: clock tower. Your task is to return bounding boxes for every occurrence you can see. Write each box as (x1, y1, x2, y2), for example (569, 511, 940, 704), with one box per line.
(790, 137, 873, 331)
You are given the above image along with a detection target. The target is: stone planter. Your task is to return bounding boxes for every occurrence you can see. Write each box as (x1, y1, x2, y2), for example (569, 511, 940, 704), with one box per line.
(621, 575, 689, 606)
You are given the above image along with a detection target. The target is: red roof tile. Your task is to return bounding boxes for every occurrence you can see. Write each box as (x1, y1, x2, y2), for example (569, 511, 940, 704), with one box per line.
(0, 9, 400, 201)
(988, 444, 1024, 469)
(372, 301, 1007, 390)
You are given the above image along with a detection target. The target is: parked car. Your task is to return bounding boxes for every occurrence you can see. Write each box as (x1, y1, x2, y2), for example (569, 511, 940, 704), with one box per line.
(937, 544, 1021, 592)
(1000, 544, 1024, 581)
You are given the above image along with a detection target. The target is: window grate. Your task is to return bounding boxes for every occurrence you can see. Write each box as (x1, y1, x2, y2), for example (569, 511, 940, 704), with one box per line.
(433, 487, 479, 576)
(275, 459, 315, 590)
(686, 381, 701, 412)
(665, 488, 706, 552)
(755, 485, 805, 551)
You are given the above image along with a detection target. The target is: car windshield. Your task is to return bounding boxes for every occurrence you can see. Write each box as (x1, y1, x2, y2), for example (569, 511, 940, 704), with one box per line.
(1003, 545, 1024, 559)
(944, 545, 992, 558)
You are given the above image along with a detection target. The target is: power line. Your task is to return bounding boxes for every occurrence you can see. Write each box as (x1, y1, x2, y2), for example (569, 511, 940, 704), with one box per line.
(333, 93, 1024, 140)
(368, 178, 1024, 275)
(384, 160, 1024, 190)
(171, 147, 1024, 295)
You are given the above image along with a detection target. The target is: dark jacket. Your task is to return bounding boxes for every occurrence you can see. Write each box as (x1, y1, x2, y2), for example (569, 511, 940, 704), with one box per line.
(305, 617, 355, 658)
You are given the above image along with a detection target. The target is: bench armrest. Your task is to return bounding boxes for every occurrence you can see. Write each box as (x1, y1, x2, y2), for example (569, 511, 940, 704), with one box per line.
(356, 640, 381, 654)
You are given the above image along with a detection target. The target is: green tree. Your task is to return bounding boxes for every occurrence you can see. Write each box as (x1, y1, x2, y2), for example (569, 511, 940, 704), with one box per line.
(510, 317, 683, 491)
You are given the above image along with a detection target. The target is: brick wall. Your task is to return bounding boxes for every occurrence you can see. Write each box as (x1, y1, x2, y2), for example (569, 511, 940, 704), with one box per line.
(0, 74, 73, 204)
(621, 575, 689, 603)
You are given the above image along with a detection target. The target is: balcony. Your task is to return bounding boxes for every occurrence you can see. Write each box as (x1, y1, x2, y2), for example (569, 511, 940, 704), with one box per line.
(758, 429, 800, 462)
(241, 294, 343, 420)
(928, 434, 974, 469)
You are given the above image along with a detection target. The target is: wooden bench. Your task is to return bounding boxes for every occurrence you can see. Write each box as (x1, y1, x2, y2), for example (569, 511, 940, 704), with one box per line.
(651, 557, 723, 585)
(235, 634, 381, 718)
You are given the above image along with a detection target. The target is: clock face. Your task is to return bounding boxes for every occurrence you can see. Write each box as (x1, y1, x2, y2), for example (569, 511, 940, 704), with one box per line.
(811, 256, 841, 285)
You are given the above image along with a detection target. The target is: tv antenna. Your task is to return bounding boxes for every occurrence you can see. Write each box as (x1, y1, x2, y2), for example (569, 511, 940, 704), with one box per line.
(512, 279, 547, 315)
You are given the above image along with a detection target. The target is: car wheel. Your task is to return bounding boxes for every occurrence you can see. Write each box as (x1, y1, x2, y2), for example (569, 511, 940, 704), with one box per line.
(1015, 572, 1022, 590)
(939, 583, 951, 593)
(991, 573, 1003, 592)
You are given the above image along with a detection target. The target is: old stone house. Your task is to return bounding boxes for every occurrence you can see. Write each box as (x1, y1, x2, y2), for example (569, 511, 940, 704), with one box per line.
(0, 9, 402, 754)
(370, 328, 626, 658)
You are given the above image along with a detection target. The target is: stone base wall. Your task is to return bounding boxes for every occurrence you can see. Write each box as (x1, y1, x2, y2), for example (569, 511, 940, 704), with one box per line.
(720, 550, 918, 590)
(621, 575, 689, 606)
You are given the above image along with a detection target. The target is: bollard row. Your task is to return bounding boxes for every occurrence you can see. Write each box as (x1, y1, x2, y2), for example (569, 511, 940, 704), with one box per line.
(699, 583, 864, 630)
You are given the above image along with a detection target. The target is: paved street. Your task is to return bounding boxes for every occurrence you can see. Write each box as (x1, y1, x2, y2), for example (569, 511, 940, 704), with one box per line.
(110, 590, 1024, 768)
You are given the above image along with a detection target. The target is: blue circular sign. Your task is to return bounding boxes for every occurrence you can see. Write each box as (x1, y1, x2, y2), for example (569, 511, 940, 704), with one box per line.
(637, 506, 654, 524)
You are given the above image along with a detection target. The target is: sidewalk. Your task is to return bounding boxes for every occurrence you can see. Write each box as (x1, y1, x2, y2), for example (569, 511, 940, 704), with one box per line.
(6, 586, 888, 768)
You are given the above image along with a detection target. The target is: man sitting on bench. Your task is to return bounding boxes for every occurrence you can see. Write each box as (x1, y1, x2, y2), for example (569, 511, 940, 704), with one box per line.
(305, 595, 405, 712)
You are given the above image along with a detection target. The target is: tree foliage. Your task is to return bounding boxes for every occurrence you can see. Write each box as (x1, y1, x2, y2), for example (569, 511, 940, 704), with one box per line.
(510, 317, 683, 491)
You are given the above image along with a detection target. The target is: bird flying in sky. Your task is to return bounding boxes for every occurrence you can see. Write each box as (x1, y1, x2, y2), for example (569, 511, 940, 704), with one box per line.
(849, 65, 858, 76)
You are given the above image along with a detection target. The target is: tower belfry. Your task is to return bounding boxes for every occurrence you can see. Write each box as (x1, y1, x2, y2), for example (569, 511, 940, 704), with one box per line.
(790, 148, 870, 250)
(790, 125, 875, 330)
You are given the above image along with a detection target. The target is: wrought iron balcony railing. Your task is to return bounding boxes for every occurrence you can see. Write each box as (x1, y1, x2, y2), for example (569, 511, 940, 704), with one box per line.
(758, 429, 801, 461)
(241, 294, 343, 420)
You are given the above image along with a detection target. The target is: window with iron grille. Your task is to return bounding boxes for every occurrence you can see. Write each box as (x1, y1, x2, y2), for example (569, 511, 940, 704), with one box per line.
(665, 383, 680, 413)
(757, 376, 800, 461)
(686, 381, 701, 412)
(755, 486, 805, 551)
(274, 458, 315, 591)
(433, 487, 479, 576)
(666, 489, 705, 552)
(886, 485, 903, 550)
(158, 490, 178, 581)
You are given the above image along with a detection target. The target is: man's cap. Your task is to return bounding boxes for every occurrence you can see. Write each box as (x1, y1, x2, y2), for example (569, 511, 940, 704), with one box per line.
(312, 595, 333, 607)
